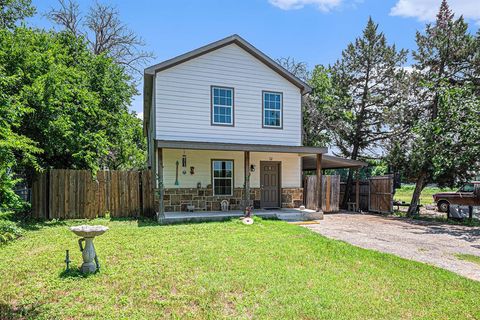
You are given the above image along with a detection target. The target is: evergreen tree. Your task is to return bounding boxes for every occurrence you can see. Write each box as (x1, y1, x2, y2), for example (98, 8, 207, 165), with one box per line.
(330, 17, 409, 207)
(389, 0, 480, 216)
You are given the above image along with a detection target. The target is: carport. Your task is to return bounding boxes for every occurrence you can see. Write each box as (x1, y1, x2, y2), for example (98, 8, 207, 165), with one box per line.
(301, 155, 367, 212)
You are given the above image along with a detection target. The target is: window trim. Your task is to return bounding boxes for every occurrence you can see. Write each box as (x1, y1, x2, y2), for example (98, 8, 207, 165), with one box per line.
(211, 159, 234, 196)
(211, 85, 235, 127)
(262, 90, 283, 129)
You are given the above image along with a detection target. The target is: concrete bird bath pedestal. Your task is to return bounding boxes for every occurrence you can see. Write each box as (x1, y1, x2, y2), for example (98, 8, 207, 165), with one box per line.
(70, 225, 108, 274)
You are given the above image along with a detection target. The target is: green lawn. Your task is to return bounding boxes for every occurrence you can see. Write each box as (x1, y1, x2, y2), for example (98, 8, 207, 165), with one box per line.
(456, 254, 480, 266)
(394, 185, 455, 205)
(1, 218, 479, 319)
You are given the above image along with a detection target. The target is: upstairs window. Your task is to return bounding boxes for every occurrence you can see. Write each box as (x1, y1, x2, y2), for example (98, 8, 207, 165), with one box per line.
(212, 160, 233, 196)
(263, 91, 282, 128)
(212, 86, 234, 126)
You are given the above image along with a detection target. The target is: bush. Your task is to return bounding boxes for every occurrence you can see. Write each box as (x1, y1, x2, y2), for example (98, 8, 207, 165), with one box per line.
(0, 219, 23, 244)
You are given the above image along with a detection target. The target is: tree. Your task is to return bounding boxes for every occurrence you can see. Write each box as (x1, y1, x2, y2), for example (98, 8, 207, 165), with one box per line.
(330, 17, 409, 207)
(47, 0, 153, 75)
(0, 27, 145, 185)
(0, 63, 41, 209)
(0, 0, 38, 209)
(276, 58, 333, 147)
(0, 0, 35, 29)
(389, 0, 480, 216)
(303, 65, 336, 147)
(276, 57, 309, 82)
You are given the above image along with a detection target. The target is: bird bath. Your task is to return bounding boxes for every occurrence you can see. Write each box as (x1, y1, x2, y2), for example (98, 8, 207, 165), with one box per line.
(70, 225, 108, 274)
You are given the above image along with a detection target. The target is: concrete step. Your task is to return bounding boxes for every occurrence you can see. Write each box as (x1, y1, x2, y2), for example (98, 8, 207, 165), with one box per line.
(158, 211, 279, 225)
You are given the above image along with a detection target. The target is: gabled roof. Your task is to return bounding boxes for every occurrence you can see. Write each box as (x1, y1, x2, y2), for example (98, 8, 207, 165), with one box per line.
(143, 34, 312, 136)
(144, 34, 312, 94)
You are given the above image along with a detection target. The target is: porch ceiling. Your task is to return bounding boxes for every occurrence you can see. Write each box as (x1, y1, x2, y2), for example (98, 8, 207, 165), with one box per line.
(155, 140, 327, 154)
(302, 154, 367, 170)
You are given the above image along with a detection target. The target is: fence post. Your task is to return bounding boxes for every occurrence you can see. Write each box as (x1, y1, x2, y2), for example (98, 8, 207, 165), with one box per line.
(46, 170, 50, 220)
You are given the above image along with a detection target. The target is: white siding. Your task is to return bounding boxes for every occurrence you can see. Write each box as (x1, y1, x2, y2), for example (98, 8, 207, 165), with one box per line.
(155, 44, 302, 146)
(163, 149, 301, 189)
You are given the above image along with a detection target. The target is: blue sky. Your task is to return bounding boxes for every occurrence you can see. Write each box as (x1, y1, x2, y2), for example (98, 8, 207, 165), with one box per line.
(29, 0, 480, 116)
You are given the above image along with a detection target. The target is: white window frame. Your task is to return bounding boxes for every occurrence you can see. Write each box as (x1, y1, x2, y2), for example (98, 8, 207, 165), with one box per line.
(211, 86, 234, 126)
(262, 91, 283, 129)
(212, 160, 234, 196)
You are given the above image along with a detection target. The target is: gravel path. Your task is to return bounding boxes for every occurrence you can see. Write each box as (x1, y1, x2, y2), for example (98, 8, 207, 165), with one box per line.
(304, 213, 480, 281)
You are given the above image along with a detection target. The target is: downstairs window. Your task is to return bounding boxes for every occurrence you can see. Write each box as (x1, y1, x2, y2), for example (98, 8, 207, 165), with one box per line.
(212, 160, 233, 196)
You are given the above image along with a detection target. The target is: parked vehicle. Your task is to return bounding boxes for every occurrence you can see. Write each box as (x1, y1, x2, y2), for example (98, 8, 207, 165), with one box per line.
(433, 182, 480, 212)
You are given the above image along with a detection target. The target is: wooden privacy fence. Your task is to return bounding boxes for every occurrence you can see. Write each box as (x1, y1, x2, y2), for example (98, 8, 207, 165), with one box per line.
(340, 181, 370, 211)
(31, 169, 156, 219)
(303, 175, 340, 212)
(368, 175, 394, 214)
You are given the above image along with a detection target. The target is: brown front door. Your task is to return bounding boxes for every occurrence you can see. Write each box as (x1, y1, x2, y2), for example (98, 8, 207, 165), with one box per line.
(260, 161, 280, 208)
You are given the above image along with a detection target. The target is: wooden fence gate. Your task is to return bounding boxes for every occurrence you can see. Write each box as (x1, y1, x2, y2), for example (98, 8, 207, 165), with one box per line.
(31, 169, 156, 219)
(303, 175, 340, 212)
(340, 181, 370, 211)
(368, 175, 394, 214)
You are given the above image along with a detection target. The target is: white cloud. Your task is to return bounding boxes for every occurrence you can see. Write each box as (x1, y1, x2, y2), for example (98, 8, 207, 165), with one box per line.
(390, 0, 480, 24)
(136, 112, 143, 120)
(268, 0, 343, 12)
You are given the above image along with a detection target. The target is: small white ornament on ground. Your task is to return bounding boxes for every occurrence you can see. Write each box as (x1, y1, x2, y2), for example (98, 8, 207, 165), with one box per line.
(242, 217, 254, 225)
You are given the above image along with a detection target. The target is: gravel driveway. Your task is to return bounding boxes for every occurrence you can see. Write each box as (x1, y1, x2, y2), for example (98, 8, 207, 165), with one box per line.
(304, 213, 480, 281)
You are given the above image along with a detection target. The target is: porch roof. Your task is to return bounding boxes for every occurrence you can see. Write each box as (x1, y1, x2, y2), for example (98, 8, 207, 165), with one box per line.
(302, 154, 367, 170)
(155, 140, 327, 154)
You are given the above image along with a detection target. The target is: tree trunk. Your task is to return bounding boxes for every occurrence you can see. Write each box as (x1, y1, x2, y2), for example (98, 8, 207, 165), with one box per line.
(342, 168, 354, 208)
(342, 143, 359, 208)
(407, 172, 427, 217)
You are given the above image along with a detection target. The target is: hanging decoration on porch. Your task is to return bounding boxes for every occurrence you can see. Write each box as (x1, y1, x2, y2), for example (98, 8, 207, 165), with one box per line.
(182, 152, 187, 175)
(175, 160, 179, 185)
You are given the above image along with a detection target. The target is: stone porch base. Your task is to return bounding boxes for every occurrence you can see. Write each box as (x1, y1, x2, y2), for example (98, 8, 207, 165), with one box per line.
(160, 187, 303, 212)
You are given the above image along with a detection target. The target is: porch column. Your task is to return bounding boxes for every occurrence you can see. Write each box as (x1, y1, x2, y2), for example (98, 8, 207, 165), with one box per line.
(355, 168, 360, 212)
(243, 151, 250, 211)
(316, 153, 323, 212)
(157, 147, 164, 217)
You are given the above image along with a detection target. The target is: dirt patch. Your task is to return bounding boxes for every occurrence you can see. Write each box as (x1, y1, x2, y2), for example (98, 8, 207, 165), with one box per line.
(305, 213, 480, 281)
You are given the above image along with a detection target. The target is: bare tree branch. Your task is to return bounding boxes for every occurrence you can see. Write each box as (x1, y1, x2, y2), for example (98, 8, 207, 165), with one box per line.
(46, 0, 154, 76)
(46, 0, 81, 36)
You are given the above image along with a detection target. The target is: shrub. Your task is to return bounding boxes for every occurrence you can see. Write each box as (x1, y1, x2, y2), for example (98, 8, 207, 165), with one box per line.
(0, 219, 23, 244)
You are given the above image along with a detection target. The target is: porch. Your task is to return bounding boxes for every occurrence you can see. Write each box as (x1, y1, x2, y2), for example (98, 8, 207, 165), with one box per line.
(158, 208, 320, 224)
(154, 140, 328, 215)
(154, 140, 367, 219)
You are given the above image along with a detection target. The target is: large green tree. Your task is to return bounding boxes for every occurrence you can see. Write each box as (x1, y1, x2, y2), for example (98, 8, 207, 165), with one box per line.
(303, 65, 337, 147)
(330, 17, 409, 206)
(0, 27, 146, 208)
(276, 58, 334, 147)
(0, 0, 35, 29)
(388, 0, 480, 216)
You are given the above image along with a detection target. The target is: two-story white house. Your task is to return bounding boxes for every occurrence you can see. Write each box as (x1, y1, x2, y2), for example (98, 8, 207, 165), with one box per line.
(143, 35, 328, 214)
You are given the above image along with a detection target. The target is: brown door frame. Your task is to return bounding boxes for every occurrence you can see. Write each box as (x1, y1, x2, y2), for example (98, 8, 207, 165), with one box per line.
(260, 161, 281, 208)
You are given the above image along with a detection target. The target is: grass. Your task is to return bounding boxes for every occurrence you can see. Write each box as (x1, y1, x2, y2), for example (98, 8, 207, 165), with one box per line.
(456, 254, 480, 266)
(394, 185, 455, 206)
(1, 218, 480, 319)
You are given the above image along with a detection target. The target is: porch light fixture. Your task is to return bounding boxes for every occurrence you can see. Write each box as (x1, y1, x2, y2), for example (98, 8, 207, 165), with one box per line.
(250, 164, 256, 172)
